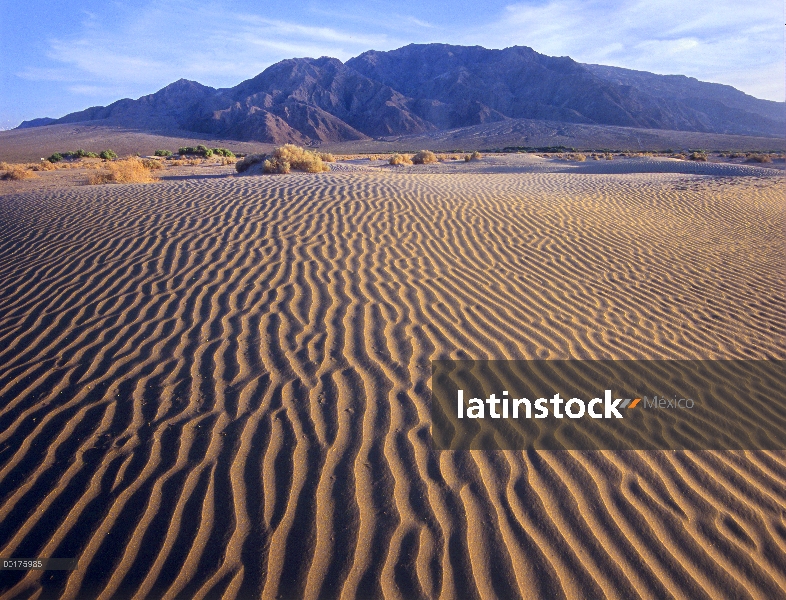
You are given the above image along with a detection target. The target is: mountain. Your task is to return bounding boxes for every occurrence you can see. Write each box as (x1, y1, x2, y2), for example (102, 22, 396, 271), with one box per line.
(17, 44, 785, 143)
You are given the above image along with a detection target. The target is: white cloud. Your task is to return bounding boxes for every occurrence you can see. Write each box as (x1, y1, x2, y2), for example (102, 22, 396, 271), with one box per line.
(465, 0, 784, 100)
(12, 0, 785, 107)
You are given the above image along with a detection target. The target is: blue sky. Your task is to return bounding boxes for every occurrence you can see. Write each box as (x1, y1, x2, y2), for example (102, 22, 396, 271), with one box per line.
(1, 0, 783, 129)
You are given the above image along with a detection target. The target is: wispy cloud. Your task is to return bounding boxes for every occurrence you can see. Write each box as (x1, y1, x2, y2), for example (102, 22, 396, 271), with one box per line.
(16, 6, 400, 95)
(5, 0, 782, 128)
(464, 0, 783, 100)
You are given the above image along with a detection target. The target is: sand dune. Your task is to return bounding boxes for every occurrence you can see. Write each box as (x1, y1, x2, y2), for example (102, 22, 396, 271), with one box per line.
(0, 164, 784, 598)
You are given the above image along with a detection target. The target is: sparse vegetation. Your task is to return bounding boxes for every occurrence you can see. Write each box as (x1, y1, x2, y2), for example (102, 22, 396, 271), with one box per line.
(688, 151, 707, 161)
(99, 150, 118, 161)
(464, 151, 483, 162)
(264, 158, 291, 174)
(317, 152, 335, 162)
(269, 145, 330, 174)
(48, 149, 103, 162)
(235, 154, 268, 173)
(179, 145, 214, 158)
(69, 150, 98, 159)
(211, 148, 234, 157)
(412, 150, 438, 165)
(154, 150, 173, 157)
(140, 159, 165, 170)
(87, 158, 158, 185)
(389, 153, 413, 166)
(236, 145, 330, 174)
(745, 153, 772, 163)
(1, 165, 37, 181)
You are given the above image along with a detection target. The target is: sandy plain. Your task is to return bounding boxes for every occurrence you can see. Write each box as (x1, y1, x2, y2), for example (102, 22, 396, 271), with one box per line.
(0, 154, 784, 598)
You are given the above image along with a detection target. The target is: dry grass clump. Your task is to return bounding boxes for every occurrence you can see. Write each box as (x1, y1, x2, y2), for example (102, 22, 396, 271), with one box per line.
(1, 165, 37, 180)
(140, 159, 165, 170)
(219, 156, 237, 166)
(317, 152, 335, 162)
(412, 150, 438, 165)
(235, 154, 267, 173)
(745, 153, 772, 163)
(236, 145, 329, 175)
(464, 151, 483, 162)
(266, 145, 330, 174)
(264, 158, 291, 174)
(389, 153, 413, 166)
(87, 158, 158, 185)
(30, 160, 56, 171)
(688, 151, 707, 161)
(556, 153, 586, 162)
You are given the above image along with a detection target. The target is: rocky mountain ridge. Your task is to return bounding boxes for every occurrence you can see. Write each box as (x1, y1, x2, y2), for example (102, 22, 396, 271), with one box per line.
(18, 44, 785, 143)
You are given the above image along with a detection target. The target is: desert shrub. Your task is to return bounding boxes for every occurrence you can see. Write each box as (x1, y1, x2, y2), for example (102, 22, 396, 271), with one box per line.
(65, 149, 98, 159)
(745, 153, 772, 163)
(567, 153, 586, 162)
(464, 150, 483, 162)
(389, 153, 413, 166)
(1, 165, 37, 180)
(211, 148, 234, 157)
(179, 145, 213, 157)
(219, 156, 237, 166)
(412, 150, 437, 165)
(688, 151, 707, 161)
(99, 150, 118, 160)
(140, 159, 164, 170)
(48, 153, 63, 163)
(87, 158, 158, 185)
(154, 149, 173, 157)
(263, 159, 290, 174)
(317, 152, 335, 162)
(235, 153, 267, 173)
(272, 144, 329, 173)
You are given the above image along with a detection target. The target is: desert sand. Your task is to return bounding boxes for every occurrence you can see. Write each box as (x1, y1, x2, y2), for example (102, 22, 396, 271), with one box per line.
(0, 155, 784, 598)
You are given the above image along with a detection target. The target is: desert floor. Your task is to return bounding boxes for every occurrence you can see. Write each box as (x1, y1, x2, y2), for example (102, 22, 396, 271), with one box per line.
(0, 155, 784, 598)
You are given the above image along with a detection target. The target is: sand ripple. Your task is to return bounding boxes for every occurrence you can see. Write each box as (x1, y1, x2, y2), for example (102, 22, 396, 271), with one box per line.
(0, 170, 784, 598)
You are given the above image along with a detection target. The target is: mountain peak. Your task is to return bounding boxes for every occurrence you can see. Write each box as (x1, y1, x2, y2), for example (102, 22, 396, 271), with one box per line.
(15, 43, 784, 141)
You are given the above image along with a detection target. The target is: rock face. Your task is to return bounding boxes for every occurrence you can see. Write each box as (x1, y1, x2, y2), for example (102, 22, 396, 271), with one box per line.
(19, 44, 785, 143)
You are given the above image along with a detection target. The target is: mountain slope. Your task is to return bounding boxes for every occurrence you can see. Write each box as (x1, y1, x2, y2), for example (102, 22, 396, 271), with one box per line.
(16, 44, 785, 143)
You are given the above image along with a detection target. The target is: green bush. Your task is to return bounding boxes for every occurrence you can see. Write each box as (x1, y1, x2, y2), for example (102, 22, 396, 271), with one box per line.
(179, 145, 214, 157)
(48, 153, 63, 163)
(154, 149, 173, 157)
(211, 148, 234, 157)
(58, 149, 98, 159)
(99, 150, 118, 160)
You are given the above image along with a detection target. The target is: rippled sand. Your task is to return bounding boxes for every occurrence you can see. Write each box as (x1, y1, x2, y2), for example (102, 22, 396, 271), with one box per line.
(0, 162, 784, 598)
